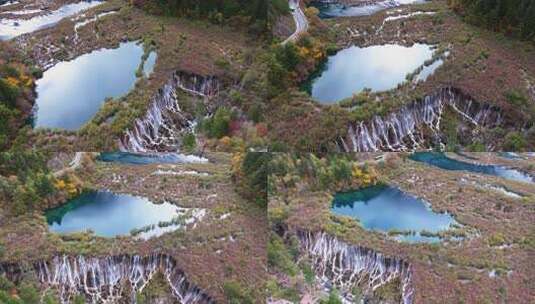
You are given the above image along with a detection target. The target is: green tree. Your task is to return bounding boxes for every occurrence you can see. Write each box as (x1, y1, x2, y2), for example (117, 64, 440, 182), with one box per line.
(0, 79, 20, 107)
(202, 107, 233, 139)
(182, 132, 196, 151)
(503, 131, 527, 151)
(240, 152, 270, 207)
(17, 282, 39, 304)
(223, 281, 254, 304)
(449, 0, 535, 40)
(320, 289, 343, 304)
(275, 43, 300, 71)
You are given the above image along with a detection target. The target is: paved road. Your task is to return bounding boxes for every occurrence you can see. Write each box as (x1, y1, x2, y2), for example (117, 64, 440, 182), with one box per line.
(53, 152, 84, 177)
(282, 0, 309, 45)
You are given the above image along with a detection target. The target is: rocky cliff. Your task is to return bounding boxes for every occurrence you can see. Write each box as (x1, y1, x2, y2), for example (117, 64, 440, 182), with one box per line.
(339, 87, 502, 152)
(298, 230, 413, 304)
(119, 71, 219, 152)
(1, 253, 214, 304)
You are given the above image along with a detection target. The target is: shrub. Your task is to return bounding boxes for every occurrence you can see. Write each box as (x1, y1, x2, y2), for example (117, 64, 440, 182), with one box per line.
(223, 281, 254, 304)
(275, 43, 301, 71)
(240, 152, 270, 207)
(268, 234, 298, 276)
(320, 289, 343, 304)
(0, 78, 20, 107)
(503, 131, 526, 151)
(182, 132, 196, 151)
(18, 282, 40, 304)
(505, 90, 528, 107)
(201, 107, 233, 139)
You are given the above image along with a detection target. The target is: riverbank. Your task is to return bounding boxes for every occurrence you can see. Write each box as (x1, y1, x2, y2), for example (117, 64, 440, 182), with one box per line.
(1, 0, 270, 153)
(268, 153, 535, 303)
(267, 0, 535, 152)
(0, 152, 267, 302)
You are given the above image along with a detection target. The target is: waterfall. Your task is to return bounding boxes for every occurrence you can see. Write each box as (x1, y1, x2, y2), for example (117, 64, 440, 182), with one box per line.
(298, 231, 414, 304)
(1, 253, 214, 304)
(340, 87, 503, 152)
(119, 71, 220, 152)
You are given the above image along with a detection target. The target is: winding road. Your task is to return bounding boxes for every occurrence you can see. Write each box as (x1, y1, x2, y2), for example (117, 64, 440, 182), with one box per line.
(53, 152, 85, 177)
(282, 0, 308, 45)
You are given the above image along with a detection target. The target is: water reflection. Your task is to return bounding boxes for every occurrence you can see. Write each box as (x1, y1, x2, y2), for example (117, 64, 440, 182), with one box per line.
(306, 43, 434, 103)
(34, 41, 147, 130)
(410, 152, 534, 184)
(142, 51, 157, 77)
(332, 184, 458, 242)
(310, 0, 426, 18)
(46, 190, 186, 238)
(98, 152, 208, 164)
(0, 0, 104, 40)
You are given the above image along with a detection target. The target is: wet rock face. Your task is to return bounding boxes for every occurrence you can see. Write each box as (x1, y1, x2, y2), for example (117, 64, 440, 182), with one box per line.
(298, 231, 413, 304)
(119, 71, 220, 152)
(339, 87, 503, 152)
(1, 253, 214, 304)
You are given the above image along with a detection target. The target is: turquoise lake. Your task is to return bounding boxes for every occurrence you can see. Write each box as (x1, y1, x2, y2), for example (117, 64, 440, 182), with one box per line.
(332, 184, 458, 242)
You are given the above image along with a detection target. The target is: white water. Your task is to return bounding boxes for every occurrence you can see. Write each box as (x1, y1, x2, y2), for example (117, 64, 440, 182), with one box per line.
(135, 207, 206, 240)
(340, 87, 502, 152)
(72, 10, 117, 42)
(0, 1, 19, 7)
(298, 231, 414, 303)
(460, 178, 523, 199)
(376, 11, 436, 34)
(33, 254, 214, 303)
(0, 8, 42, 15)
(119, 72, 219, 152)
(0, 0, 104, 40)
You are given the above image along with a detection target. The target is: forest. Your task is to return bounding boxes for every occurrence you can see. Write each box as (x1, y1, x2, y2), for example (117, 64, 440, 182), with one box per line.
(449, 0, 535, 40)
(0, 149, 56, 216)
(132, 0, 268, 32)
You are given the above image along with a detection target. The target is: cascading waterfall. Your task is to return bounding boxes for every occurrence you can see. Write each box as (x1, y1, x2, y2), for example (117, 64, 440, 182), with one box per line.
(119, 71, 220, 152)
(1, 253, 214, 304)
(298, 231, 413, 304)
(312, 0, 416, 8)
(339, 87, 503, 152)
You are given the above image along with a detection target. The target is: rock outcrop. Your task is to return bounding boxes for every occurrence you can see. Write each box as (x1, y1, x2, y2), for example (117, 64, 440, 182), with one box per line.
(119, 71, 219, 152)
(298, 231, 413, 304)
(339, 87, 502, 152)
(1, 253, 214, 304)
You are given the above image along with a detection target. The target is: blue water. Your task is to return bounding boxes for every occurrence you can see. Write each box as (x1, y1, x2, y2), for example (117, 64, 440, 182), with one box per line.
(143, 51, 157, 77)
(46, 191, 181, 237)
(332, 185, 457, 242)
(34, 41, 147, 130)
(98, 152, 207, 164)
(498, 152, 524, 160)
(305, 43, 434, 103)
(310, 0, 426, 19)
(410, 152, 534, 184)
(0, 0, 104, 40)
(415, 58, 443, 82)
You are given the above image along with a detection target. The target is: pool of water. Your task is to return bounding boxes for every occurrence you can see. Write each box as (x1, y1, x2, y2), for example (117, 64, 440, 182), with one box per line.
(142, 51, 157, 77)
(332, 184, 457, 242)
(498, 152, 524, 160)
(304, 43, 434, 103)
(310, 0, 426, 18)
(414, 58, 443, 82)
(33, 41, 148, 130)
(0, 1, 20, 7)
(0, 0, 104, 40)
(98, 152, 208, 164)
(410, 152, 534, 184)
(46, 190, 196, 238)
